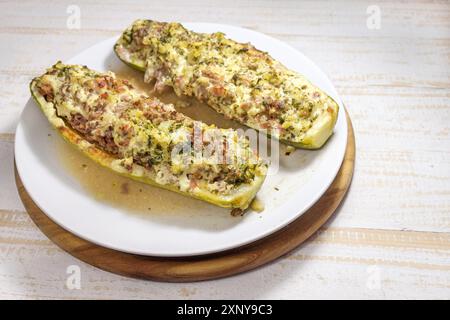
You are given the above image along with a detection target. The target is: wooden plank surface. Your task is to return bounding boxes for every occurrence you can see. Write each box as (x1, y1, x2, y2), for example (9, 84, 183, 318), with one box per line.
(0, 0, 449, 299)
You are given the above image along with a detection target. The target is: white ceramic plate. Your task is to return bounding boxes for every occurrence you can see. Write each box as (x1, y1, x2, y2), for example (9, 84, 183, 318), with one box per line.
(15, 23, 347, 257)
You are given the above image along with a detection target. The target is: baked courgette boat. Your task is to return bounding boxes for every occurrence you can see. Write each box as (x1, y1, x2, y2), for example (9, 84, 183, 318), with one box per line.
(30, 62, 267, 210)
(114, 19, 339, 149)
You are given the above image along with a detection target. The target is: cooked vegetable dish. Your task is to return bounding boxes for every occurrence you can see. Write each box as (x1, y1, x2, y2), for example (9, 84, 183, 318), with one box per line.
(30, 62, 267, 210)
(115, 19, 339, 149)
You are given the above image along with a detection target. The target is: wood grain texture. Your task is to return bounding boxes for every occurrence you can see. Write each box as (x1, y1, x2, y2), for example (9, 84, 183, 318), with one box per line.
(14, 113, 355, 282)
(0, 0, 449, 298)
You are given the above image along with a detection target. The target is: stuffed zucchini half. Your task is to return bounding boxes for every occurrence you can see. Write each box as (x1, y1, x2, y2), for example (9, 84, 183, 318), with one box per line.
(114, 19, 339, 149)
(30, 62, 267, 211)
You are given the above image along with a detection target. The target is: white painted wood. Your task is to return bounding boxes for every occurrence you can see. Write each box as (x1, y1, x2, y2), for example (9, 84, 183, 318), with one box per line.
(0, 0, 449, 299)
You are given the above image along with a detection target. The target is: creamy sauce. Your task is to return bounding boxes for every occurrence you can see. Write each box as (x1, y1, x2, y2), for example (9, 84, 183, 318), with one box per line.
(56, 136, 163, 214)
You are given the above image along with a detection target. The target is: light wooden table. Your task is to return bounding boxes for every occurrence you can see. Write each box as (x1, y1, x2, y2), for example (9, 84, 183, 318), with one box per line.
(0, 0, 449, 299)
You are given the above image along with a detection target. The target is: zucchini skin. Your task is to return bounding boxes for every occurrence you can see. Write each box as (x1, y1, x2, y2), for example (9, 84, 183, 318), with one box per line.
(29, 64, 267, 210)
(114, 20, 339, 149)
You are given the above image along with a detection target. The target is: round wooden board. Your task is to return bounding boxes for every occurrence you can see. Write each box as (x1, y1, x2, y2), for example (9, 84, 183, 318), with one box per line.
(15, 112, 355, 282)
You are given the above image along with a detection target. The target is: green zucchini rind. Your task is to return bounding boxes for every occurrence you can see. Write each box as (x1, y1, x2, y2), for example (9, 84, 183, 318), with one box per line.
(114, 19, 339, 149)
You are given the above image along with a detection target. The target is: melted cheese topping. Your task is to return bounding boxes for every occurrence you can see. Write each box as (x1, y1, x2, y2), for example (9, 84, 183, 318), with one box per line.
(34, 62, 267, 195)
(116, 19, 338, 145)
